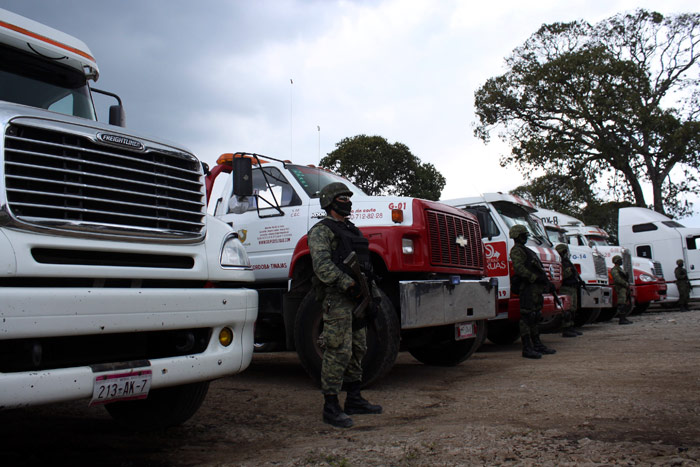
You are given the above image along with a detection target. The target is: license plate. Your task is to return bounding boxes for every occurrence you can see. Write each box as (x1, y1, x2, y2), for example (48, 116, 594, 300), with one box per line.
(455, 322, 476, 340)
(89, 369, 152, 406)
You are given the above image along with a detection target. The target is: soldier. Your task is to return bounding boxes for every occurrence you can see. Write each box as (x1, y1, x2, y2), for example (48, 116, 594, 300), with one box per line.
(675, 259, 691, 312)
(509, 224, 557, 359)
(308, 182, 382, 428)
(611, 255, 633, 325)
(555, 243, 582, 338)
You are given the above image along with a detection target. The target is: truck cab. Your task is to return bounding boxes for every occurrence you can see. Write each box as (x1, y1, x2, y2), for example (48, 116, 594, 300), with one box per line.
(0, 8, 257, 429)
(208, 152, 498, 385)
(618, 207, 700, 304)
(442, 193, 569, 345)
(558, 218, 666, 316)
(538, 217, 613, 325)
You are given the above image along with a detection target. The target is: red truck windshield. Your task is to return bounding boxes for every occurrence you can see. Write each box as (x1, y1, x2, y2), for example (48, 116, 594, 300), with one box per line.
(0, 44, 95, 120)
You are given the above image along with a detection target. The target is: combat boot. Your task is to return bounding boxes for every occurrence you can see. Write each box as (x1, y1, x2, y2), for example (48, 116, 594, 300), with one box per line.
(618, 316, 633, 325)
(521, 335, 542, 359)
(562, 327, 578, 338)
(323, 394, 353, 428)
(574, 328, 583, 335)
(344, 381, 382, 415)
(532, 335, 556, 354)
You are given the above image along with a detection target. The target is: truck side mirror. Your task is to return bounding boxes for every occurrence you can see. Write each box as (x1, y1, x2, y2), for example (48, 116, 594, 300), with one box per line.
(233, 157, 253, 197)
(109, 105, 126, 127)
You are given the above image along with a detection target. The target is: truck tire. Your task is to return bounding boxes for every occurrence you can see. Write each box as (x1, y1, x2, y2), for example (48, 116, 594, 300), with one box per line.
(631, 302, 650, 315)
(486, 320, 520, 345)
(408, 319, 487, 366)
(596, 308, 617, 322)
(575, 308, 601, 327)
(294, 289, 399, 388)
(105, 381, 209, 431)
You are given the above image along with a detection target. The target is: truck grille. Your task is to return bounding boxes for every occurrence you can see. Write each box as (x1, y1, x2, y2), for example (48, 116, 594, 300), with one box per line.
(426, 210, 483, 269)
(594, 255, 608, 278)
(652, 260, 664, 278)
(3, 122, 205, 238)
(543, 260, 562, 282)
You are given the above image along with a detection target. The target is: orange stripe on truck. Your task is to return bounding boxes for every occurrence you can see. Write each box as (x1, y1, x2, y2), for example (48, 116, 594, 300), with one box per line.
(0, 19, 95, 62)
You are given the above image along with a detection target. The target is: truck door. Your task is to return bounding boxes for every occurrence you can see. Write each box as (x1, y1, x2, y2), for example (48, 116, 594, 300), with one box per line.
(220, 166, 309, 281)
(685, 234, 700, 294)
(464, 206, 509, 300)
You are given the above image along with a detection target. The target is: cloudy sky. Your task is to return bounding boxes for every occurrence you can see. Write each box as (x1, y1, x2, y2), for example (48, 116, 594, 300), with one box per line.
(3, 0, 698, 223)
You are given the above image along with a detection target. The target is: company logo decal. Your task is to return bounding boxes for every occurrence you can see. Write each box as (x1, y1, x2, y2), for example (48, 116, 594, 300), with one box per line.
(485, 241, 509, 276)
(97, 133, 145, 151)
(237, 229, 247, 243)
(455, 235, 469, 248)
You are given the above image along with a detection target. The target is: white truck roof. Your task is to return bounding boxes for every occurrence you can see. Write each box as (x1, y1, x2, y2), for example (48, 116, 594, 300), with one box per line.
(0, 7, 99, 79)
(618, 207, 676, 226)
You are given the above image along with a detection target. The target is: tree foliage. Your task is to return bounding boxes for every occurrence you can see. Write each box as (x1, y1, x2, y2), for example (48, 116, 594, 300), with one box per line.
(511, 174, 596, 218)
(474, 9, 700, 217)
(511, 174, 632, 242)
(321, 134, 446, 200)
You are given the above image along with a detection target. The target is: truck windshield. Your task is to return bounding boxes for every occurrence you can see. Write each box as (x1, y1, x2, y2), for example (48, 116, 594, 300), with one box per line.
(0, 44, 96, 120)
(287, 164, 366, 198)
(586, 235, 612, 246)
(493, 201, 551, 246)
(545, 227, 568, 245)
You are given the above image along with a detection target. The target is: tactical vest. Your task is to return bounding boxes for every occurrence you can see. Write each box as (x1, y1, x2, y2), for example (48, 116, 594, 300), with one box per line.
(318, 218, 371, 278)
(510, 243, 548, 293)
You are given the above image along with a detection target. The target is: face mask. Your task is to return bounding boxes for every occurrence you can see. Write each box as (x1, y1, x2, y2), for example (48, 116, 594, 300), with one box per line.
(332, 199, 352, 217)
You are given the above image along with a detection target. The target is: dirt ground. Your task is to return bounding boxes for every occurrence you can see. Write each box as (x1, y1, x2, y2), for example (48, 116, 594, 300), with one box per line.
(2, 305, 700, 467)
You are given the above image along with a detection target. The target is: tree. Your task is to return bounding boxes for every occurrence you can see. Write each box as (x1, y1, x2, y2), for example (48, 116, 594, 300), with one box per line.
(510, 174, 596, 219)
(511, 174, 633, 242)
(474, 9, 700, 217)
(321, 135, 446, 200)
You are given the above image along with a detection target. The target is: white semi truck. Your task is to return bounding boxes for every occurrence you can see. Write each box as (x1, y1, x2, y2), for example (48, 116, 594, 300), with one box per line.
(0, 8, 258, 429)
(540, 210, 667, 316)
(441, 193, 569, 345)
(618, 207, 700, 304)
(535, 210, 613, 325)
(208, 152, 498, 385)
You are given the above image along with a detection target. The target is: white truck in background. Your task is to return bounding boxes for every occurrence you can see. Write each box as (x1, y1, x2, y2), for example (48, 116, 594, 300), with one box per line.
(441, 193, 569, 345)
(535, 208, 613, 325)
(0, 8, 258, 429)
(541, 210, 667, 316)
(618, 207, 700, 304)
(207, 152, 498, 386)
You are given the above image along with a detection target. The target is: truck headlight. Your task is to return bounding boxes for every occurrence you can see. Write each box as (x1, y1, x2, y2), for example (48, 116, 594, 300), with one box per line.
(221, 235, 251, 267)
(402, 238, 414, 254)
(639, 273, 654, 282)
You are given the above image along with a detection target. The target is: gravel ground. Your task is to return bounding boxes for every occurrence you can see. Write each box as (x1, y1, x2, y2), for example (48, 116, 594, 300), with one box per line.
(2, 305, 700, 466)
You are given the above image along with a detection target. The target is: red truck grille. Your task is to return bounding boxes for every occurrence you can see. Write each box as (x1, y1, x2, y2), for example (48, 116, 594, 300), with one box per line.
(543, 260, 562, 282)
(426, 210, 483, 269)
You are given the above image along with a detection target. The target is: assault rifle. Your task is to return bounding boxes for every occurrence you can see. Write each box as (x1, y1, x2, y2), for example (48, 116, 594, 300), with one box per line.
(343, 251, 371, 319)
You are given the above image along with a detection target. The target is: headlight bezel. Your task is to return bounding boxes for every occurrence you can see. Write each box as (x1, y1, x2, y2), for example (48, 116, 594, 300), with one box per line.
(220, 233, 252, 268)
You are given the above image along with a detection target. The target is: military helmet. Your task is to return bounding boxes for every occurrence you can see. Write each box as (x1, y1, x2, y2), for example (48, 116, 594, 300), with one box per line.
(612, 255, 622, 265)
(677, 259, 685, 266)
(319, 182, 353, 209)
(509, 224, 529, 239)
(555, 243, 569, 255)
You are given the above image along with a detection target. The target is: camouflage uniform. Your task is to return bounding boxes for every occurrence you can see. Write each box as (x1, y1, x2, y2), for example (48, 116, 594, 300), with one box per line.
(556, 244, 580, 337)
(675, 260, 691, 312)
(308, 216, 367, 395)
(510, 242, 546, 338)
(611, 258, 631, 322)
